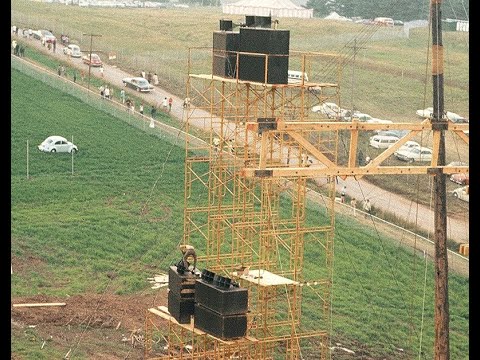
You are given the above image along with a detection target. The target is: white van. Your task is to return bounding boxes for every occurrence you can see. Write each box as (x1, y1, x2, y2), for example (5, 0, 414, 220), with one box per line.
(288, 70, 309, 83)
(369, 135, 399, 149)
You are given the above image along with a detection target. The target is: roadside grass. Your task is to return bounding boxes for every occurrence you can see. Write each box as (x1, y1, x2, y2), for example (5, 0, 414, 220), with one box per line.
(11, 67, 468, 359)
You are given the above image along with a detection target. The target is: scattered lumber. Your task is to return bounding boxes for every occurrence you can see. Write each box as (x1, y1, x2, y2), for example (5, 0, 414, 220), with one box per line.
(13, 302, 66, 308)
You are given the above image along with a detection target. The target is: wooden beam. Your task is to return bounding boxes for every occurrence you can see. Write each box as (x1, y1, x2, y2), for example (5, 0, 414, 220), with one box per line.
(13, 302, 66, 308)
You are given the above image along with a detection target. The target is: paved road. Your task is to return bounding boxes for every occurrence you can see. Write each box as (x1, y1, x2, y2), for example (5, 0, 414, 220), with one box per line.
(13, 31, 469, 246)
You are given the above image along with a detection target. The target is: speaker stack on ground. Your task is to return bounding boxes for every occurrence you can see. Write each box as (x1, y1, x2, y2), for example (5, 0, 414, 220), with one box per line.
(212, 15, 290, 84)
(193, 270, 248, 340)
(167, 265, 196, 324)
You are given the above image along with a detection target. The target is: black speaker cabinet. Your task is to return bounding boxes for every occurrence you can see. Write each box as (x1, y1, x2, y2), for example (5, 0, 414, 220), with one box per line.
(168, 266, 196, 299)
(194, 303, 247, 339)
(213, 31, 240, 78)
(245, 15, 255, 27)
(254, 16, 272, 28)
(168, 290, 195, 324)
(195, 279, 248, 316)
(213, 31, 240, 52)
(239, 28, 289, 55)
(238, 55, 288, 84)
(219, 19, 233, 31)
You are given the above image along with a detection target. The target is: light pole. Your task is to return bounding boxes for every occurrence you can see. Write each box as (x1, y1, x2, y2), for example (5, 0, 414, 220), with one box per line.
(82, 33, 102, 91)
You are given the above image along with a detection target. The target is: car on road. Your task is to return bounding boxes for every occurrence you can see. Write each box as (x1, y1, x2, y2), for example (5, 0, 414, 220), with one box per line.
(452, 186, 469, 202)
(63, 44, 82, 58)
(32, 29, 56, 43)
(82, 53, 102, 67)
(122, 77, 155, 92)
(350, 112, 374, 122)
(450, 172, 469, 185)
(365, 118, 394, 125)
(394, 146, 432, 162)
(38, 136, 78, 153)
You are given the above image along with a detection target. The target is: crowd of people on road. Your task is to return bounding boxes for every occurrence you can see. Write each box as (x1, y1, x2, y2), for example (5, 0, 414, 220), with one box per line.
(12, 23, 186, 129)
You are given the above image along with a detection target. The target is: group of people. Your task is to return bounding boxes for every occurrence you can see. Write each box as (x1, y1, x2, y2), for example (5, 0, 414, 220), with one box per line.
(141, 70, 159, 86)
(99, 84, 112, 100)
(340, 186, 372, 218)
(11, 40, 26, 57)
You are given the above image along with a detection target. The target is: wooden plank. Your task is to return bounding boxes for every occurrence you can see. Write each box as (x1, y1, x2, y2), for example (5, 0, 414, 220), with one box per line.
(13, 302, 66, 308)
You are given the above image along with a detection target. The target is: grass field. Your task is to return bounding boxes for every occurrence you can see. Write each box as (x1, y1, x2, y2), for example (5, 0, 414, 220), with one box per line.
(11, 63, 468, 359)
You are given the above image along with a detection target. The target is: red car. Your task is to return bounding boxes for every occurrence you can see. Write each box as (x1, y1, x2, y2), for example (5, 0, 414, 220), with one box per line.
(82, 53, 102, 67)
(450, 172, 469, 185)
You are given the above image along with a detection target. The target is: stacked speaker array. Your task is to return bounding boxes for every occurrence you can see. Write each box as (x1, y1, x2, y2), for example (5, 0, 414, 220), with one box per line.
(167, 265, 196, 324)
(213, 16, 290, 84)
(194, 270, 248, 340)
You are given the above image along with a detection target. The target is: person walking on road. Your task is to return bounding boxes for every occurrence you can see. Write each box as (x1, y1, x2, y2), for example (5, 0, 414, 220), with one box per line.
(120, 89, 126, 104)
(153, 73, 159, 85)
(363, 199, 372, 218)
(168, 97, 173, 112)
(162, 97, 168, 111)
(150, 105, 157, 119)
(139, 103, 144, 116)
(100, 65, 104, 78)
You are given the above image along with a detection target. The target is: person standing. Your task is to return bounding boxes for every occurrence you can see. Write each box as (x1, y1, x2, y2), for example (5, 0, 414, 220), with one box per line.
(153, 73, 159, 85)
(57, 64, 62, 76)
(52, 39, 56, 52)
(73, 71, 77, 83)
(104, 86, 110, 100)
(141, 70, 146, 79)
(350, 198, 357, 217)
(120, 89, 126, 104)
(150, 105, 157, 119)
(168, 97, 173, 112)
(139, 103, 144, 115)
(183, 97, 190, 109)
(363, 199, 372, 218)
(340, 185, 346, 203)
(162, 97, 168, 111)
(99, 65, 104, 78)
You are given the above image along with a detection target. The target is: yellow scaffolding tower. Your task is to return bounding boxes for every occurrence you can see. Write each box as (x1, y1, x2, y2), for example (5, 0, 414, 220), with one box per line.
(144, 47, 468, 360)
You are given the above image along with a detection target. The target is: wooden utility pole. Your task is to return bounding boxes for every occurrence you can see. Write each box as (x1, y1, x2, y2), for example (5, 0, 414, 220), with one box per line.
(82, 33, 102, 91)
(430, 0, 450, 359)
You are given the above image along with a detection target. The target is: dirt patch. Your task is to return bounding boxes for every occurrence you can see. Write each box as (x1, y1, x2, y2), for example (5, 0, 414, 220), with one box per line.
(11, 291, 169, 359)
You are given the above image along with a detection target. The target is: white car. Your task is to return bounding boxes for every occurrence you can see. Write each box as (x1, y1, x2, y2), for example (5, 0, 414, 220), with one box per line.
(394, 146, 432, 163)
(38, 136, 78, 153)
(351, 112, 374, 122)
(452, 186, 469, 202)
(311, 102, 349, 119)
(365, 118, 394, 125)
(396, 140, 420, 152)
(63, 44, 82, 58)
(416, 107, 467, 123)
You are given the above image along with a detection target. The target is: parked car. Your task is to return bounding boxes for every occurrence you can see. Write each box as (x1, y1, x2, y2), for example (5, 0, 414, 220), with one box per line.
(369, 135, 399, 149)
(416, 107, 467, 123)
(82, 53, 102, 67)
(365, 118, 394, 125)
(63, 44, 82, 58)
(351, 112, 374, 122)
(38, 136, 78, 153)
(452, 186, 469, 202)
(394, 146, 432, 162)
(122, 77, 155, 92)
(396, 140, 420, 152)
(376, 130, 408, 138)
(311, 102, 349, 119)
(450, 172, 469, 185)
(32, 29, 56, 43)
